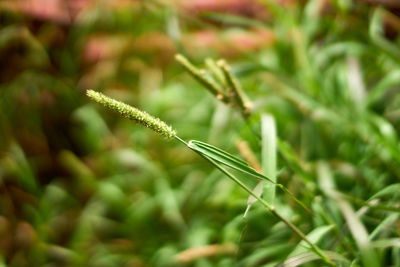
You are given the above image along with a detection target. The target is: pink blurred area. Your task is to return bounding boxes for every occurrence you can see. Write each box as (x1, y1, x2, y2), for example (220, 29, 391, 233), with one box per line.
(1, 0, 273, 23)
(0, 0, 134, 24)
(0, 0, 92, 24)
(183, 28, 275, 57)
(177, 0, 267, 18)
(1, 0, 277, 68)
(82, 32, 176, 64)
(82, 28, 274, 66)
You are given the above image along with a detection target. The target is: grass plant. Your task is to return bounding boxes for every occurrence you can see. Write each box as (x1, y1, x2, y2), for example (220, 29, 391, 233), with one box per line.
(87, 89, 335, 264)
(1, 1, 400, 266)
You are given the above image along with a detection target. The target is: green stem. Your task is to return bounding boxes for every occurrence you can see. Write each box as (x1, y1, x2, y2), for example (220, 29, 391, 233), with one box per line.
(174, 136, 335, 266)
(218, 60, 253, 117)
(175, 55, 334, 265)
(175, 54, 228, 101)
(175, 136, 188, 146)
(202, 153, 335, 266)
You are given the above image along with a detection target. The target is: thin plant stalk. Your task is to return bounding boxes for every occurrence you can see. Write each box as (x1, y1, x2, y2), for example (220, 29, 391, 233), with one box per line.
(87, 90, 334, 266)
(218, 60, 253, 117)
(174, 136, 335, 266)
(175, 54, 228, 102)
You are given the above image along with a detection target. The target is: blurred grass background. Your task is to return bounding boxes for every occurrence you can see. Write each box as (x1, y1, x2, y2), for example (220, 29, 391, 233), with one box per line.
(1, 0, 400, 266)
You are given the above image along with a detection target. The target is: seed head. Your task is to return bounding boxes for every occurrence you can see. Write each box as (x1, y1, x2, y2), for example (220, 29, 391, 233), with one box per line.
(87, 90, 176, 138)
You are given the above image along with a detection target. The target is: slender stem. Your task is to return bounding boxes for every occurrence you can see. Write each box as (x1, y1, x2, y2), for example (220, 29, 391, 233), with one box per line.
(175, 136, 188, 146)
(205, 58, 226, 87)
(209, 62, 313, 214)
(175, 55, 334, 265)
(218, 60, 253, 117)
(200, 153, 336, 266)
(277, 184, 314, 215)
(174, 135, 334, 265)
(175, 54, 229, 102)
(175, 135, 333, 265)
(338, 192, 400, 213)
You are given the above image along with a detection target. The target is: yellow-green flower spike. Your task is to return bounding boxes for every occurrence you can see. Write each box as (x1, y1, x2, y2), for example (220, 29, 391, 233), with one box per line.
(87, 90, 177, 138)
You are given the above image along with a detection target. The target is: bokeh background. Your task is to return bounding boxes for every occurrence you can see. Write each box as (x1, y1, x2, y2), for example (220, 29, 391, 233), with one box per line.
(1, 0, 400, 266)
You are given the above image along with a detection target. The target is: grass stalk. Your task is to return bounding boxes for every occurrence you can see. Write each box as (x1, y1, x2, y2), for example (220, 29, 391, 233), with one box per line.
(175, 54, 228, 101)
(181, 137, 335, 266)
(218, 60, 253, 117)
(88, 89, 334, 266)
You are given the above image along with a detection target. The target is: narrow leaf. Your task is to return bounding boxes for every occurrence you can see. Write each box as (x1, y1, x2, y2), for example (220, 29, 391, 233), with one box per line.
(189, 140, 249, 166)
(276, 250, 349, 267)
(369, 8, 400, 61)
(369, 183, 400, 200)
(261, 114, 277, 205)
(337, 200, 379, 267)
(372, 238, 400, 248)
(370, 213, 399, 240)
(244, 181, 264, 217)
(188, 140, 311, 214)
(288, 225, 335, 257)
(367, 70, 400, 106)
(188, 140, 274, 184)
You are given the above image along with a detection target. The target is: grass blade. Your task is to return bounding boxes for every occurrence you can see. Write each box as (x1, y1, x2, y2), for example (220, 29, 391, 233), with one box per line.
(369, 7, 400, 61)
(188, 140, 312, 214)
(369, 213, 399, 240)
(337, 200, 380, 267)
(261, 114, 277, 205)
(371, 238, 400, 248)
(318, 162, 379, 267)
(288, 225, 334, 257)
(189, 140, 250, 166)
(366, 70, 400, 107)
(188, 140, 274, 183)
(276, 250, 350, 267)
(244, 181, 264, 217)
(369, 183, 400, 200)
(196, 153, 334, 265)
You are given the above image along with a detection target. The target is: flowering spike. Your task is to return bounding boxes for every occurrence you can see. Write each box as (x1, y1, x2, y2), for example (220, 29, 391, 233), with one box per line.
(87, 90, 176, 138)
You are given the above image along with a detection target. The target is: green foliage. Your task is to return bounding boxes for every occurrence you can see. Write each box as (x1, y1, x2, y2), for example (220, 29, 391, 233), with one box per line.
(1, 1, 400, 266)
